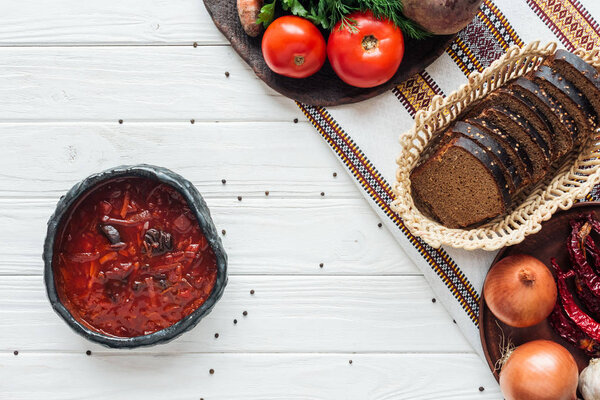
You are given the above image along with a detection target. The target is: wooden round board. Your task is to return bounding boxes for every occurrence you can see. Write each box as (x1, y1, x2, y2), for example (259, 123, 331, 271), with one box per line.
(203, 0, 456, 106)
(479, 202, 600, 381)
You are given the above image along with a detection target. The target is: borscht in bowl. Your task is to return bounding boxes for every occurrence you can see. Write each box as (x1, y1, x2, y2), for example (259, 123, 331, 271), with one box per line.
(43, 165, 227, 348)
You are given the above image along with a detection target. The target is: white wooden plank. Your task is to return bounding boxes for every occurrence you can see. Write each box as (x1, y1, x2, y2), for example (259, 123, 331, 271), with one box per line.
(0, 197, 416, 276)
(0, 0, 227, 46)
(1, 275, 469, 353)
(0, 122, 357, 198)
(0, 46, 298, 121)
(0, 353, 500, 400)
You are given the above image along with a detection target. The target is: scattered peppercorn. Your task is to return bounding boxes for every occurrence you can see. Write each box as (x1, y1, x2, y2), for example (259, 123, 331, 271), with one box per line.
(86, 350, 92, 356)
(193, 42, 198, 47)
(250, 290, 255, 295)
(118, 119, 123, 124)
(432, 298, 436, 303)
(221, 229, 226, 235)
(377, 223, 382, 228)
(243, 311, 248, 316)
(190, 119, 195, 124)
(293, 118, 299, 123)
(265, 191, 269, 196)
(349, 360, 352, 364)
(209, 369, 214, 375)
(13, 350, 18, 356)
(214, 333, 219, 339)
(333, 172, 337, 177)
(320, 192, 325, 196)
(233, 319, 238, 324)
(221, 179, 226, 184)
(319, 263, 324, 268)
(237, 196, 242, 201)
(224, 71, 230, 77)
(479, 387, 484, 392)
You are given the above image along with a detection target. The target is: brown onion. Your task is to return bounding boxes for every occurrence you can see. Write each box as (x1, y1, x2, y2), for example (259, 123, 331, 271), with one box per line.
(500, 340, 578, 400)
(484, 254, 557, 327)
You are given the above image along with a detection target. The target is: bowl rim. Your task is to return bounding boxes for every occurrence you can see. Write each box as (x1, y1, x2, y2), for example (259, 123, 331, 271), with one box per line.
(43, 164, 228, 348)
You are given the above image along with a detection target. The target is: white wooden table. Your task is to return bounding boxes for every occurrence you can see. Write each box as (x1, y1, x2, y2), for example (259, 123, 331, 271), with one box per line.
(0, 1, 501, 398)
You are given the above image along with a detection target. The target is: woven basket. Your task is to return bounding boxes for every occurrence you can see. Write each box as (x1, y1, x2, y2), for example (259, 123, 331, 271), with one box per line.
(391, 41, 600, 251)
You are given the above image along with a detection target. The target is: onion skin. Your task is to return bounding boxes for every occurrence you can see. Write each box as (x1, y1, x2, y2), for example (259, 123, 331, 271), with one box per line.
(484, 254, 557, 327)
(500, 340, 578, 400)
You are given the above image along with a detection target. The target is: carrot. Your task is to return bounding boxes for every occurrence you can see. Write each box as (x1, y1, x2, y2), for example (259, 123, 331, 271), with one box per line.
(99, 252, 118, 265)
(237, 0, 264, 37)
(120, 191, 130, 218)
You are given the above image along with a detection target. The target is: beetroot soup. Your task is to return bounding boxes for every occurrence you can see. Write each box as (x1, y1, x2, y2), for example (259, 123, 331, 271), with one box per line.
(53, 177, 218, 337)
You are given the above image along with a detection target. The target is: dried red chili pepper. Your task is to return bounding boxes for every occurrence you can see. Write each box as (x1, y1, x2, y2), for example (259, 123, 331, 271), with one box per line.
(567, 221, 600, 297)
(585, 235, 600, 274)
(553, 259, 600, 341)
(585, 214, 600, 236)
(574, 274, 600, 319)
(549, 301, 600, 357)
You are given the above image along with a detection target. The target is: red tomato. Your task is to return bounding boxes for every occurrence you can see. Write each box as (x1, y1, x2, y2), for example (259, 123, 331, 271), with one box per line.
(262, 16, 327, 79)
(327, 11, 405, 88)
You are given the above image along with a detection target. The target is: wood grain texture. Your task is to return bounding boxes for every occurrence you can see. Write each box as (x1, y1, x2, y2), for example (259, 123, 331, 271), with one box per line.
(0, 353, 499, 400)
(0, 197, 414, 276)
(0, 46, 298, 121)
(0, 122, 357, 198)
(0, 275, 470, 353)
(203, 0, 455, 106)
(0, 0, 225, 45)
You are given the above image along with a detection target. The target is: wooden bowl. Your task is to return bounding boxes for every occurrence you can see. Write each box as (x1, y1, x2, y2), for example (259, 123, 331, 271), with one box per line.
(203, 0, 455, 106)
(479, 202, 600, 380)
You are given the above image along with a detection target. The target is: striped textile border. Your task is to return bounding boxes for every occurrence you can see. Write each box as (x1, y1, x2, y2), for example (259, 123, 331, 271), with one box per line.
(392, 72, 444, 118)
(447, 0, 524, 74)
(527, 0, 600, 51)
(297, 103, 481, 323)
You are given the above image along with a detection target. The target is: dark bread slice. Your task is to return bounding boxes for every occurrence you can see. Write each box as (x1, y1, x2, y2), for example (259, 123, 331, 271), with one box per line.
(481, 106, 551, 182)
(545, 49, 600, 129)
(509, 77, 575, 158)
(451, 121, 522, 193)
(464, 88, 555, 160)
(410, 134, 511, 228)
(532, 65, 595, 144)
(466, 117, 534, 187)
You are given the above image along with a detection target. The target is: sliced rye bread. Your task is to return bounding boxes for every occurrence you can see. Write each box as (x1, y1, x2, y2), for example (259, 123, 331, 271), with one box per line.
(480, 105, 551, 182)
(466, 117, 534, 187)
(410, 134, 511, 228)
(532, 65, 595, 144)
(450, 121, 522, 193)
(463, 88, 556, 160)
(545, 49, 600, 131)
(508, 77, 575, 158)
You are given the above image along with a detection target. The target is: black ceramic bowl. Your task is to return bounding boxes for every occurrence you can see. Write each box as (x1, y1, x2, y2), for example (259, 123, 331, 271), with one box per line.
(43, 165, 228, 348)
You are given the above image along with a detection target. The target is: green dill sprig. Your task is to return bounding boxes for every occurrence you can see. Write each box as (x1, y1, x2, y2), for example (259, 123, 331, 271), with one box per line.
(257, 0, 431, 39)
